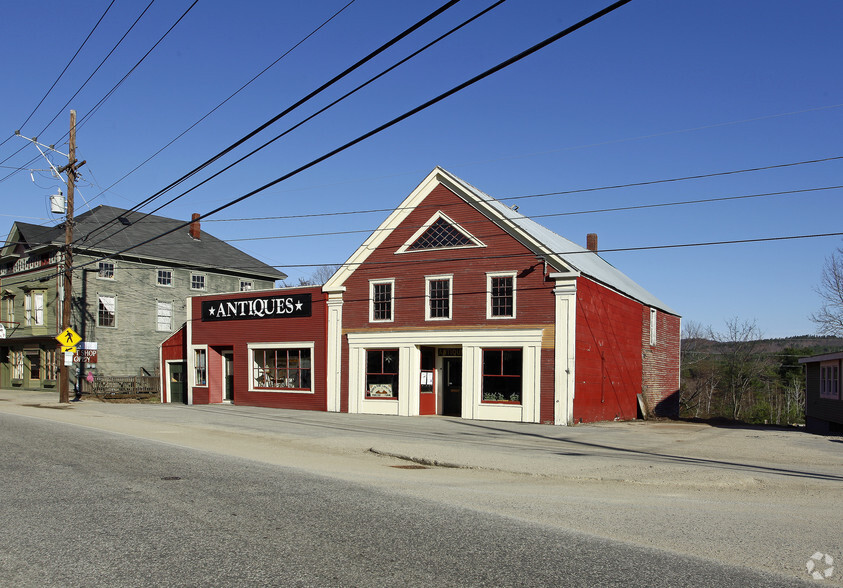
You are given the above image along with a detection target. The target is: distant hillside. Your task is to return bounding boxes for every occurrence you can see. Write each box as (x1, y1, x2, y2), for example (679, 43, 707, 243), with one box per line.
(682, 335, 843, 356)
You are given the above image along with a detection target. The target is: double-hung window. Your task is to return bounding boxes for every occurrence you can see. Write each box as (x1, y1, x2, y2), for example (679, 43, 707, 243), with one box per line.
(487, 272, 516, 319)
(32, 292, 44, 326)
(194, 349, 207, 386)
(370, 279, 394, 322)
(191, 274, 206, 291)
(240, 280, 253, 292)
(820, 363, 840, 400)
(425, 275, 452, 320)
(98, 295, 116, 327)
(157, 269, 173, 287)
(98, 261, 115, 280)
(157, 301, 173, 331)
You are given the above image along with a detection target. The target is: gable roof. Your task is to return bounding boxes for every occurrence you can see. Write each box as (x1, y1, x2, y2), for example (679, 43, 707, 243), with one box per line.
(325, 167, 677, 316)
(2, 205, 285, 280)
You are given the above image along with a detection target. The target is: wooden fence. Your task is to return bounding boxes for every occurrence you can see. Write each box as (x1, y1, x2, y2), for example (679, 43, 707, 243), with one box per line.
(81, 375, 159, 399)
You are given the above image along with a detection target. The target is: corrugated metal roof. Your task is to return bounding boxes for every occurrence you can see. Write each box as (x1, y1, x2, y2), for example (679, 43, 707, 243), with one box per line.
(438, 167, 678, 315)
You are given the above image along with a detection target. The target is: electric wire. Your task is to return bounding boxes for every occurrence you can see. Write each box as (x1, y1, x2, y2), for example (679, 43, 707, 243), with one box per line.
(85, 0, 360, 208)
(77, 0, 465, 246)
(0, 1, 157, 171)
(99, 0, 509, 246)
(76, 0, 636, 271)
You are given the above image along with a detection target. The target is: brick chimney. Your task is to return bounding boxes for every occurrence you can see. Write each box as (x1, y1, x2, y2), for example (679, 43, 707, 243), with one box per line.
(189, 213, 201, 240)
(586, 233, 598, 252)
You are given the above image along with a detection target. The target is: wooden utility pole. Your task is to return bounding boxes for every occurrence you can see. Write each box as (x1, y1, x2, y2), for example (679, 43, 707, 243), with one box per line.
(58, 110, 77, 403)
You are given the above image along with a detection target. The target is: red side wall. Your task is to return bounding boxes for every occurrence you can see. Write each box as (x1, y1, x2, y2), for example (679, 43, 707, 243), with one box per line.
(159, 325, 186, 403)
(340, 184, 557, 409)
(642, 309, 681, 417)
(189, 287, 328, 410)
(574, 277, 643, 423)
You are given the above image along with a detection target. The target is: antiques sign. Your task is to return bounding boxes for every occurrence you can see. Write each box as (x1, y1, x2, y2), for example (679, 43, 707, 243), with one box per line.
(201, 293, 311, 322)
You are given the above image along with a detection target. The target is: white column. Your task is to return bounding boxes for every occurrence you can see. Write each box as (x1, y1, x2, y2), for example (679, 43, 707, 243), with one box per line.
(551, 274, 578, 425)
(323, 288, 345, 412)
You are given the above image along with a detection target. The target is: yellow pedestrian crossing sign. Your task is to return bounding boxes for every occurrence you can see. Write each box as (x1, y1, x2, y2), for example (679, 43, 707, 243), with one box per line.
(56, 327, 81, 349)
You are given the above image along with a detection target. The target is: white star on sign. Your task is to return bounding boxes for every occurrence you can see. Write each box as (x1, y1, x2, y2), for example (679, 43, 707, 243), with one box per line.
(295, 301, 303, 311)
(208, 307, 215, 316)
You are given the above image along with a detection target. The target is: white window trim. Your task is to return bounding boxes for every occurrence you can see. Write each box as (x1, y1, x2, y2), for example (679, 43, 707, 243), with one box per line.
(239, 280, 253, 292)
(369, 278, 395, 323)
(395, 210, 486, 254)
(247, 342, 315, 394)
(425, 274, 453, 321)
(649, 307, 658, 346)
(97, 260, 116, 280)
(97, 294, 117, 328)
(486, 271, 517, 320)
(156, 268, 173, 288)
(156, 300, 174, 332)
(33, 291, 44, 326)
(190, 345, 209, 388)
(190, 273, 207, 291)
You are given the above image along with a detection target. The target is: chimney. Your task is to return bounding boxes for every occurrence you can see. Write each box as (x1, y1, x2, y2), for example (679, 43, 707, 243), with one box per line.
(189, 213, 201, 240)
(586, 233, 598, 252)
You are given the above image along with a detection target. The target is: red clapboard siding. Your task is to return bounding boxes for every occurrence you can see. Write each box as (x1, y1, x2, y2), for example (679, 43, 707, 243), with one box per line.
(574, 277, 643, 423)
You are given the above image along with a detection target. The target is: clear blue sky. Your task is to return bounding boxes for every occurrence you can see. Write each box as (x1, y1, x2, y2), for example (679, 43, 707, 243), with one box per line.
(1, 0, 841, 338)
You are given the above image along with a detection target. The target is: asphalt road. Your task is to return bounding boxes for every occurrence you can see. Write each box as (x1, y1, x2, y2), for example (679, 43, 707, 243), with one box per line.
(0, 412, 808, 587)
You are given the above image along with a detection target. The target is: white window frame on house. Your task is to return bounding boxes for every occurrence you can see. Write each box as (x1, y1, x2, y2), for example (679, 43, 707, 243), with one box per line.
(3, 293, 14, 326)
(425, 274, 453, 321)
(191, 273, 206, 291)
(97, 294, 117, 328)
(247, 342, 315, 394)
(649, 307, 658, 346)
(240, 280, 253, 292)
(98, 261, 115, 280)
(11, 350, 24, 380)
(486, 271, 516, 319)
(820, 362, 840, 400)
(32, 291, 44, 326)
(157, 268, 173, 287)
(369, 279, 395, 323)
(193, 347, 208, 387)
(156, 300, 173, 332)
(24, 293, 31, 326)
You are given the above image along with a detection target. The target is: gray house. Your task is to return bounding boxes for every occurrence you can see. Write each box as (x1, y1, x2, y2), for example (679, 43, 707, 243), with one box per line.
(799, 351, 843, 434)
(0, 205, 284, 390)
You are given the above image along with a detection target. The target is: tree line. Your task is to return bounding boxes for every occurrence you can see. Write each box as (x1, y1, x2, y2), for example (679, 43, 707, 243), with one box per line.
(680, 319, 843, 425)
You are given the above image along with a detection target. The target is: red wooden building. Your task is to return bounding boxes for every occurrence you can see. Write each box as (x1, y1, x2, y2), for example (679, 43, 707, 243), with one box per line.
(162, 168, 680, 425)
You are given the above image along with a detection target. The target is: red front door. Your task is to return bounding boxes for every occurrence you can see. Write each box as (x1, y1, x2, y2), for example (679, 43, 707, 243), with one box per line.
(419, 346, 436, 415)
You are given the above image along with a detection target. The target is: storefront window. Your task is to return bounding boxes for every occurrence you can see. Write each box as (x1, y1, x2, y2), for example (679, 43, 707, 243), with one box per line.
(44, 349, 58, 381)
(11, 350, 24, 380)
(252, 347, 311, 390)
(366, 349, 399, 399)
(482, 348, 522, 403)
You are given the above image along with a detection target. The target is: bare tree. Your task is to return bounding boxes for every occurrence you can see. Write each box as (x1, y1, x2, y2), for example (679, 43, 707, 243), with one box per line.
(811, 248, 843, 336)
(712, 318, 768, 420)
(281, 265, 342, 287)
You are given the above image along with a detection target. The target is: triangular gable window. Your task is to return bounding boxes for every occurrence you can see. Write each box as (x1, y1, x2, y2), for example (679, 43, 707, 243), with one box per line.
(397, 211, 484, 254)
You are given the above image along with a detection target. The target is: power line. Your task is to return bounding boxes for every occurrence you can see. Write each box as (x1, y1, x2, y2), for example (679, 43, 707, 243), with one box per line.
(0, 1, 157, 171)
(75, 1, 200, 132)
(78, 0, 465, 247)
(15, 1, 118, 135)
(114, 0, 509, 238)
(85, 0, 360, 207)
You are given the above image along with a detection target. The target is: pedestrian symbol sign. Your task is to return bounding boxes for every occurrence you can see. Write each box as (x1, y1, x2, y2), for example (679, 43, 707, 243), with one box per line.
(56, 327, 81, 349)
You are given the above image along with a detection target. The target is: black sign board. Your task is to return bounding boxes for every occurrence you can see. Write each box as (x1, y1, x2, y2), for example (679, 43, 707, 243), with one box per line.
(201, 293, 311, 322)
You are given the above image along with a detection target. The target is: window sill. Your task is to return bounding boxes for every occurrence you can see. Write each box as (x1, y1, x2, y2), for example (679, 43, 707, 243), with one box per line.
(250, 387, 314, 395)
(481, 400, 521, 405)
(11, 379, 23, 387)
